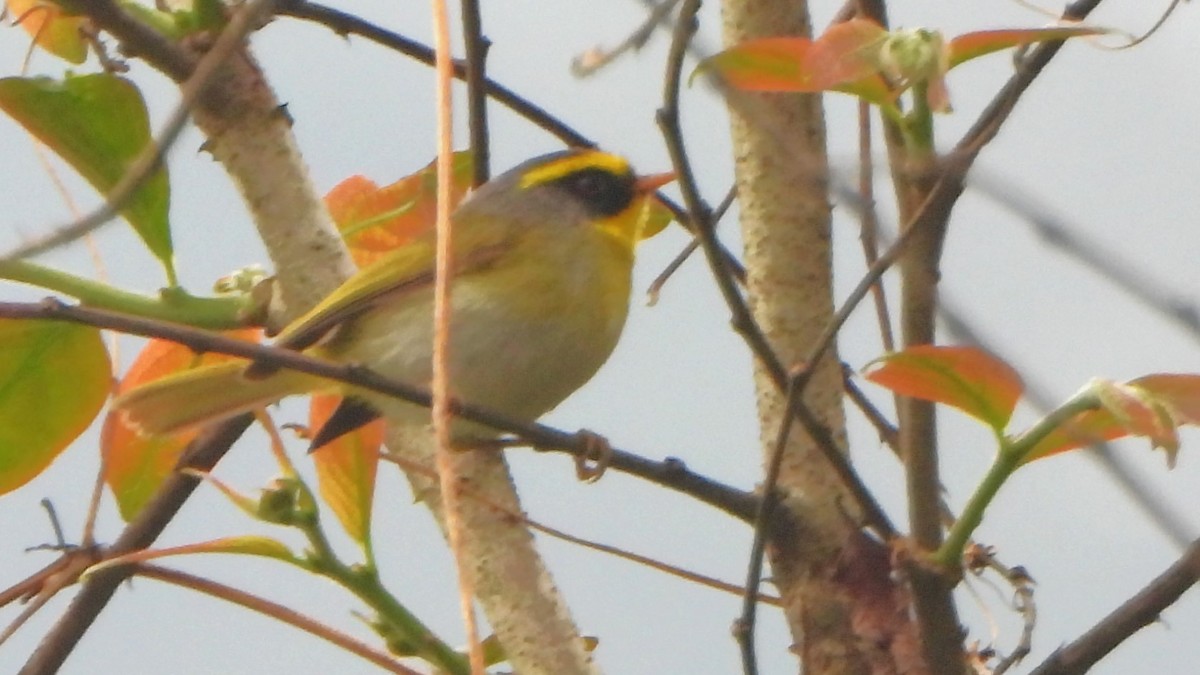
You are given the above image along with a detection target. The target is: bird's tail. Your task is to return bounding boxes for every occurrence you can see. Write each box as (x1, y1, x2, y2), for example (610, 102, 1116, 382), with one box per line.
(114, 361, 327, 436)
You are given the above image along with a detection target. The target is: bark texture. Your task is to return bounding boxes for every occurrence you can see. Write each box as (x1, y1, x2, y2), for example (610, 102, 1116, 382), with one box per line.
(721, 1, 916, 672)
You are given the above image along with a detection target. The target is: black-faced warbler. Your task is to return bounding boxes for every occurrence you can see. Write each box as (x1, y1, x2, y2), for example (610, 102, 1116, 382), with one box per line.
(115, 149, 674, 444)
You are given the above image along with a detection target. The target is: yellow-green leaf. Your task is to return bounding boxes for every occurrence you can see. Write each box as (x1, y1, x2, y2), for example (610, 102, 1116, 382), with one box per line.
(7, 0, 88, 63)
(310, 394, 380, 546)
(0, 74, 174, 281)
(0, 318, 110, 495)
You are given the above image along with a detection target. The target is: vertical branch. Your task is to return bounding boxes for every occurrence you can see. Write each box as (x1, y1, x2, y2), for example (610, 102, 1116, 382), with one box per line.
(855, 99, 894, 353)
(736, 375, 802, 674)
(460, 0, 491, 184)
(430, 0, 482, 671)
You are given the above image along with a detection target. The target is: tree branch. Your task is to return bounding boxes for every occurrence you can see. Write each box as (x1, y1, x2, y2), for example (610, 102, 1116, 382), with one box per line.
(1029, 539, 1200, 675)
(19, 417, 253, 675)
(0, 299, 760, 523)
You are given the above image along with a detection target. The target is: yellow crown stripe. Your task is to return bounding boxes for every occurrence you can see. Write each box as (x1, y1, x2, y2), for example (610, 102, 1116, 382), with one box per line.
(519, 151, 631, 189)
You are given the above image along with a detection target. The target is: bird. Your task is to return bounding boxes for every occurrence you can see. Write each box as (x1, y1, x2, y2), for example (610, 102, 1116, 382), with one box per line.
(114, 148, 674, 449)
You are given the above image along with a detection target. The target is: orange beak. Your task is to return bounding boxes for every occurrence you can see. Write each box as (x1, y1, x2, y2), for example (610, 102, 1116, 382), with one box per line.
(634, 171, 676, 194)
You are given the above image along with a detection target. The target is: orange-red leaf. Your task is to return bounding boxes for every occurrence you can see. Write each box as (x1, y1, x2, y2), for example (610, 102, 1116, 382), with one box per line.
(1131, 374, 1200, 425)
(102, 331, 260, 520)
(701, 19, 889, 94)
(947, 26, 1105, 69)
(807, 19, 889, 88)
(1022, 407, 1124, 463)
(1023, 375, 1200, 465)
(864, 345, 1023, 432)
(0, 319, 110, 495)
(7, 0, 88, 64)
(310, 394, 381, 545)
(699, 37, 820, 91)
(327, 152, 473, 267)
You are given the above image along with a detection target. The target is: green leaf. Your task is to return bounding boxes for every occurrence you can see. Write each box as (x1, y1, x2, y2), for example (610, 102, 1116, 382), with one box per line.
(0, 74, 174, 281)
(0, 318, 111, 495)
(864, 345, 1024, 432)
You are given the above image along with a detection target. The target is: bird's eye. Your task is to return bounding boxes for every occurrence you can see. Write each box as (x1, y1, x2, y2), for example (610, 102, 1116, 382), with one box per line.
(559, 168, 634, 217)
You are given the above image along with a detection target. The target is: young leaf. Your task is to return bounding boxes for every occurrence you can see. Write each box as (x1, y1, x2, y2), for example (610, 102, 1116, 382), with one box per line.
(0, 74, 174, 280)
(1130, 374, 1200, 425)
(1023, 375, 1200, 465)
(864, 345, 1024, 432)
(0, 318, 110, 495)
(806, 18, 889, 88)
(310, 394, 382, 546)
(101, 331, 260, 520)
(7, 0, 88, 63)
(326, 152, 474, 267)
(83, 535, 300, 579)
(947, 26, 1106, 69)
(1021, 408, 1124, 464)
(697, 37, 819, 91)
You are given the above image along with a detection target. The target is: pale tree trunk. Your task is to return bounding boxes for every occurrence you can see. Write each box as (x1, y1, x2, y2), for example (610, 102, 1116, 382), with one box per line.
(721, 1, 923, 672)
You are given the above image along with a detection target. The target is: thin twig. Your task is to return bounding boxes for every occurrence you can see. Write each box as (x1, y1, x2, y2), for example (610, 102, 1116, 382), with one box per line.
(572, 0, 681, 77)
(842, 365, 899, 452)
(736, 374, 802, 675)
(0, 547, 100, 650)
(855, 100, 895, 353)
(378, 451, 781, 607)
(656, 0, 786, 387)
(460, 0, 490, 184)
(133, 565, 418, 675)
(430, 0, 482, 669)
(277, 0, 591, 148)
(645, 183, 735, 305)
(19, 416, 253, 675)
(983, 555, 1036, 674)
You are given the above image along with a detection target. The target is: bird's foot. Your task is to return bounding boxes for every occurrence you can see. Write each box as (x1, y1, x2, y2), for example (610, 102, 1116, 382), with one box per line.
(572, 430, 613, 483)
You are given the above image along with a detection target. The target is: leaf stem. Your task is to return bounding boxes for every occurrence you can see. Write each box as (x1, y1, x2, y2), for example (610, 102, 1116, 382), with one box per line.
(900, 81, 935, 152)
(286, 474, 468, 674)
(934, 390, 1101, 567)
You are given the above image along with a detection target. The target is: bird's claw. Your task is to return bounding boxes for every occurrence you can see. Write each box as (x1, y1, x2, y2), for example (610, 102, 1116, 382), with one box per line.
(572, 430, 613, 483)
